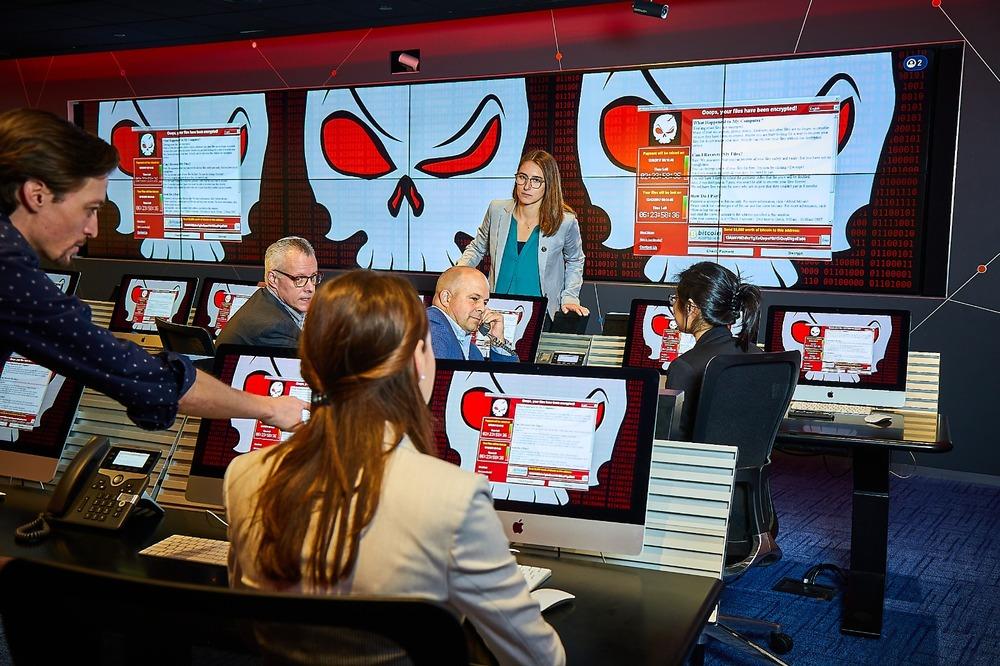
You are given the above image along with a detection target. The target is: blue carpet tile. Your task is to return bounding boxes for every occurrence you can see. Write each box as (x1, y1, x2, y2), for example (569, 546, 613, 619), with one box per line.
(709, 451, 1000, 665)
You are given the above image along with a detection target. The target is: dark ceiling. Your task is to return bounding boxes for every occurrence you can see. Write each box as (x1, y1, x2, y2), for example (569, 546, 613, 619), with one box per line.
(0, 0, 616, 60)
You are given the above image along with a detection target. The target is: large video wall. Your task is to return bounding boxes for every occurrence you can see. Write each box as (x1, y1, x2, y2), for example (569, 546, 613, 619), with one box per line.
(76, 42, 962, 295)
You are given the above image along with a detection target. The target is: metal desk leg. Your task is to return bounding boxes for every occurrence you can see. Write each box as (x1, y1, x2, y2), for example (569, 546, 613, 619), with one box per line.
(842, 446, 890, 637)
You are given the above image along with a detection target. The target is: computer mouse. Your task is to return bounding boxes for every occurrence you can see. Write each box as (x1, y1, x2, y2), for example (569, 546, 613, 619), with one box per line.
(864, 413, 894, 426)
(530, 587, 576, 613)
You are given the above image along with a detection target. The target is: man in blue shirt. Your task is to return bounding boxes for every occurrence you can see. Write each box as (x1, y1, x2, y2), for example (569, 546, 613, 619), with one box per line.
(0, 108, 304, 432)
(427, 266, 518, 362)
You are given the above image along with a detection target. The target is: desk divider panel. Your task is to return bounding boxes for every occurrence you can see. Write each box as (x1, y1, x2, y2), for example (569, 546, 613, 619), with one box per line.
(521, 439, 737, 580)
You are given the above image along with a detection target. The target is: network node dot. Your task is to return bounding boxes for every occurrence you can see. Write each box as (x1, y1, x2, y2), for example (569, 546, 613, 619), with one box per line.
(330, 69, 338, 77)
(555, 51, 563, 61)
(931, 0, 941, 7)
(251, 41, 258, 49)
(977, 264, 987, 274)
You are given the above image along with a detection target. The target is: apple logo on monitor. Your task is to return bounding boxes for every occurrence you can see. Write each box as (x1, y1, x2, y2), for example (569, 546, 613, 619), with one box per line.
(512, 519, 524, 535)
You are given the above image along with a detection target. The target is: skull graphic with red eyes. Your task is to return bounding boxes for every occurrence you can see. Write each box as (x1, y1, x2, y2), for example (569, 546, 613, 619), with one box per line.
(444, 371, 627, 505)
(205, 283, 260, 336)
(229, 355, 305, 454)
(641, 305, 696, 371)
(577, 52, 895, 286)
(780, 311, 893, 383)
(304, 79, 528, 271)
(99, 94, 268, 261)
(122, 279, 187, 329)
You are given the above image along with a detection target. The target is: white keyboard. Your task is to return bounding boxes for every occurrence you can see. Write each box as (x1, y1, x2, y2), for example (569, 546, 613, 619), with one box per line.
(140, 534, 229, 567)
(789, 401, 873, 416)
(518, 564, 552, 592)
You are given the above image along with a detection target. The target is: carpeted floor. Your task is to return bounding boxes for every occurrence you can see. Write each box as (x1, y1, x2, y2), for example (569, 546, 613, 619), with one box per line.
(2, 451, 997, 665)
(709, 451, 1000, 665)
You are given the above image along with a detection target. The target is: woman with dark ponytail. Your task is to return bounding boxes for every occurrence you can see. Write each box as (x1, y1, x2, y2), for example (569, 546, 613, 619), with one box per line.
(665, 261, 763, 440)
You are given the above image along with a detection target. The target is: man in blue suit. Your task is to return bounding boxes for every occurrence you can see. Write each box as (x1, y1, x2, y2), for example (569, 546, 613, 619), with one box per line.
(427, 266, 518, 362)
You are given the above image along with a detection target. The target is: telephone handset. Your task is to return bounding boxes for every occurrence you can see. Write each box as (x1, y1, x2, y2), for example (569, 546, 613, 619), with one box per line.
(15, 436, 163, 544)
(478, 323, 518, 357)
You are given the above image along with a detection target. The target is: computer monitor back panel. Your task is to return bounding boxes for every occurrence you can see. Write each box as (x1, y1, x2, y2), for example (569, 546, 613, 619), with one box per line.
(108, 274, 198, 339)
(186, 345, 307, 505)
(191, 279, 260, 338)
(0, 356, 84, 483)
(430, 360, 659, 555)
(764, 306, 911, 408)
(623, 299, 698, 374)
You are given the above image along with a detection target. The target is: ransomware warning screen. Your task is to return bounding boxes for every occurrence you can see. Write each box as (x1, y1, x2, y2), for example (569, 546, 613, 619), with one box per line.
(635, 99, 839, 260)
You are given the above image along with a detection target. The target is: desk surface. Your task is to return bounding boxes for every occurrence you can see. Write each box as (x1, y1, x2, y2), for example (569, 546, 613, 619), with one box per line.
(778, 411, 951, 453)
(0, 488, 720, 666)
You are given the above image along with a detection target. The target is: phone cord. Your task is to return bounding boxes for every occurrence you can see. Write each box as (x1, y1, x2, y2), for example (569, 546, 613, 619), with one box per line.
(14, 513, 52, 545)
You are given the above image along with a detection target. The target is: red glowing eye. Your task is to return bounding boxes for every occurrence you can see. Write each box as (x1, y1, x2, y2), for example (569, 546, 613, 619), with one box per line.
(600, 96, 650, 172)
(415, 115, 501, 178)
(321, 111, 395, 179)
(461, 388, 493, 430)
(584, 388, 610, 428)
(651, 314, 673, 336)
(838, 97, 855, 153)
(111, 120, 140, 177)
(243, 371, 273, 396)
(226, 107, 250, 164)
(129, 286, 146, 303)
(790, 321, 813, 344)
(213, 290, 228, 308)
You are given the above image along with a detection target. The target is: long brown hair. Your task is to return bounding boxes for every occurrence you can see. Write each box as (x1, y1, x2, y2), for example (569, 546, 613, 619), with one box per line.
(512, 149, 575, 237)
(254, 270, 434, 588)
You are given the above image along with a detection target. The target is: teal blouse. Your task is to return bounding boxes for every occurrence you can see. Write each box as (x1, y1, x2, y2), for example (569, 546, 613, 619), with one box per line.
(495, 215, 541, 297)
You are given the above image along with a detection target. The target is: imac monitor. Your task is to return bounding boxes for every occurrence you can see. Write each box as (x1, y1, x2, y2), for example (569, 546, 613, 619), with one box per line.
(191, 278, 260, 338)
(187, 344, 308, 506)
(108, 274, 198, 342)
(44, 269, 81, 295)
(623, 299, 697, 374)
(0, 355, 85, 483)
(764, 306, 910, 408)
(430, 360, 659, 555)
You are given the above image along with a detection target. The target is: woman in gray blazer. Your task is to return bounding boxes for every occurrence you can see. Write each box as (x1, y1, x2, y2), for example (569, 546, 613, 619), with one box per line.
(225, 270, 564, 666)
(458, 149, 588, 322)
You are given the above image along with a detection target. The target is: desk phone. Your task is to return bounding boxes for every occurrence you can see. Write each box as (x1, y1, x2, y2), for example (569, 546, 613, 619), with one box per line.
(52, 439, 161, 529)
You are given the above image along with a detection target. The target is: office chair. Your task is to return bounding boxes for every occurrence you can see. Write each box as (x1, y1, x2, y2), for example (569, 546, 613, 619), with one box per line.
(690, 350, 800, 665)
(0, 557, 469, 666)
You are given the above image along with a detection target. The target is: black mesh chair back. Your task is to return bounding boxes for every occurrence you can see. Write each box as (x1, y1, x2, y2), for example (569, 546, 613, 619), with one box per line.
(0, 558, 469, 666)
(690, 351, 800, 576)
(154, 317, 216, 357)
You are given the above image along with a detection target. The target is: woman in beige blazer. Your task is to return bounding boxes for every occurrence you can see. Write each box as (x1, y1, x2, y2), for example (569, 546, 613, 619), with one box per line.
(225, 269, 564, 666)
(458, 149, 588, 322)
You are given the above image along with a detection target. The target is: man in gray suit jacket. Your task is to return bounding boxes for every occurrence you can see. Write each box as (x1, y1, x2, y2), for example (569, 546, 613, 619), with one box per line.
(217, 237, 320, 348)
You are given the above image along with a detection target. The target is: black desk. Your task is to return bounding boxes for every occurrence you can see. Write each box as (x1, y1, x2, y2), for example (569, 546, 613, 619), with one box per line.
(0, 488, 721, 666)
(776, 411, 952, 639)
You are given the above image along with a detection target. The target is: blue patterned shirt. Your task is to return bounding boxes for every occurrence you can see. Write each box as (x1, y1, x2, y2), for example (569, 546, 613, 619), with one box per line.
(0, 214, 196, 430)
